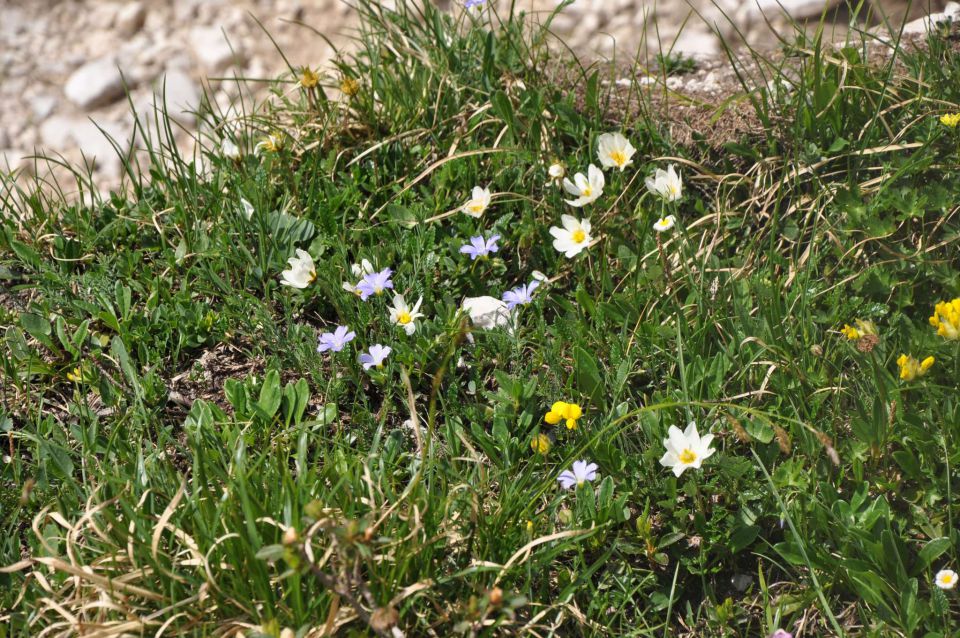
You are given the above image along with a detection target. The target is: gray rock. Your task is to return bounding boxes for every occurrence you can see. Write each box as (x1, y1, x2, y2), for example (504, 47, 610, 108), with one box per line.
(189, 26, 242, 71)
(0, 149, 33, 176)
(115, 2, 147, 37)
(0, 128, 9, 149)
(64, 56, 126, 109)
(40, 115, 82, 148)
(154, 70, 201, 124)
(31, 95, 58, 121)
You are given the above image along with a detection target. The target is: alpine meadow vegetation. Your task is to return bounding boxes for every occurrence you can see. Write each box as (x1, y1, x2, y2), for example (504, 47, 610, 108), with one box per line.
(2, 0, 960, 636)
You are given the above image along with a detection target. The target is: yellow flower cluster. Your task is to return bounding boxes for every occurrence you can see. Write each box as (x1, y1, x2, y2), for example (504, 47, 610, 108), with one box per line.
(840, 319, 877, 340)
(299, 67, 320, 89)
(530, 433, 551, 454)
(340, 76, 360, 97)
(940, 113, 960, 128)
(544, 401, 583, 430)
(929, 298, 960, 340)
(897, 354, 934, 381)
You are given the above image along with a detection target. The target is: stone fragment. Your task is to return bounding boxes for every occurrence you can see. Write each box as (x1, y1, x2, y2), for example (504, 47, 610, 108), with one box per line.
(115, 2, 147, 37)
(189, 26, 243, 71)
(64, 56, 125, 109)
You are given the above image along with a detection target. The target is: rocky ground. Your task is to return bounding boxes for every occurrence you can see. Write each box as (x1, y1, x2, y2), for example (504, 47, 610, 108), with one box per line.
(0, 0, 950, 196)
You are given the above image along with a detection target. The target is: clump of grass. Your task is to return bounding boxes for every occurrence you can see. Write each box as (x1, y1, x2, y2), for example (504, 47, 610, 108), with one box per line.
(2, 1, 960, 636)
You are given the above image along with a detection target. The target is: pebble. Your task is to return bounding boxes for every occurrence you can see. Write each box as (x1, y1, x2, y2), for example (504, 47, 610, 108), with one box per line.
(189, 25, 243, 71)
(115, 2, 147, 37)
(64, 56, 126, 109)
(154, 69, 201, 124)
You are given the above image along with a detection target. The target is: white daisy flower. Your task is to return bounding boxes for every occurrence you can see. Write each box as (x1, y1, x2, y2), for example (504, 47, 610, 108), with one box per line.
(596, 132, 636, 171)
(645, 164, 683, 202)
(549, 214, 593, 258)
(461, 185, 492, 218)
(653, 215, 676, 232)
(562, 164, 604, 207)
(389, 294, 425, 335)
(659, 421, 716, 477)
(935, 569, 958, 590)
(280, 249, 317, 289)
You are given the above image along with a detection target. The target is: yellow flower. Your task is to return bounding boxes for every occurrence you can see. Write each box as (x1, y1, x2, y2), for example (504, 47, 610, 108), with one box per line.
(66, 367, 83, 383)
(840, 319, 877, 341)
(929, 298, 960, 340)
(255, 132, 283, 154)
(897, 354, 934, 381)
(544, 401, 583, 429)
(340, 76, 360, 97)
(530, 433, 551, 454)
(940, 112, 960, 128)
(525, 520, 534, 534)
(299, 67, 320, 89)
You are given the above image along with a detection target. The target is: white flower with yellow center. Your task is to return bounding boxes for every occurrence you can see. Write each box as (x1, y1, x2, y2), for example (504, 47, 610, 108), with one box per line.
(547, 161, 565, 182)
(389, 294, 425, 335)
(597, 132, 636, 171)
(280, 249, 317, 289)
(461, 186, 492, 218)
(342, 259, 375, 295)
(549, 214, 593, 258)
(935, 569, 958, 590)
(645, 164, 683, 202)
(659, 421, 716, 477)
(653, 215, 676, 232)
(562, 164, 605, 207)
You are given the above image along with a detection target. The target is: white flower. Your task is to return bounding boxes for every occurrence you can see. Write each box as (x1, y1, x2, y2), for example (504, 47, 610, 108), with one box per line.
(547, 161, 565, 184)
(645, 164, 683, 202)
(461, 186, 492, 218)
(549, 215, 593, 258)
(531, 270, 549, 283)
(653, 215, 675, 232)
(240, 197, 254, 220)
(596, 132, 636, 171)
(461, 296, 510, 330)
(935, 569, 958, 590)
(389, 294, 425, 335)
(659, 422, 716, 477)
(280, 249, 317, 289)
(562, 164, 604, 207)
(221, 139, 241, 160)
(351, 259, 375, 278)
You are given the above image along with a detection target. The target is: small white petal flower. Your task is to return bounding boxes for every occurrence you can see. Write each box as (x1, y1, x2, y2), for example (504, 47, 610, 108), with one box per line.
(645, 164, 683, 202)
(549, 215, 593, 258)
(221, 139, 242, 160)
(461, 185, 492, 217)
(935, 569, 958, 590)
(659, 421, 716, 477)
(596, 132, 636, 171)
(351, 259, 375, 278)
(389, 294, 425, 335)
(531, 270, 549, 282)
(240, 197, 254, 220)
(547, 161, 565, 184)
(461, 296, 510, 330)
(653, 215, 676, 232)
(562, 164, 605, 207)
(280, 249, 317, 289)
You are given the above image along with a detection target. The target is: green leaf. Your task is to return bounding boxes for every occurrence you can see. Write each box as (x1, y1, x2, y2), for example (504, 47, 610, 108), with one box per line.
(256, 370, 283, 420)
(917, 537, 952, 569)
(573, 346, 604, 408)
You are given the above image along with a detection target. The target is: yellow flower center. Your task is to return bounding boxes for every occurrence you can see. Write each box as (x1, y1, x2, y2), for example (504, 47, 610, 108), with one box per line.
(609, 150, 626, 166)
(581, 187, 592, 197)
(668, 184, 679, 196)
(397, 311, 412, 325)
(469, 203, 484, 213)
(308, 270, 317, 284)
(678, 449, 697, 464)
(572, 229, 586, 243)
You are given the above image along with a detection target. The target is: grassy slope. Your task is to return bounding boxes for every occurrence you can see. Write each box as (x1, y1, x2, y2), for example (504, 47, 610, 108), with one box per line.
(2, 1, 960, 636)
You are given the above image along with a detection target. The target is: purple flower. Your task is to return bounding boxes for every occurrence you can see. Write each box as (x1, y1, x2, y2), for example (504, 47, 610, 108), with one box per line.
(557, 460, 598, 490)
(465, 0, 485, 8)
(359, 344, 392, 370)
(502, 280, 540, 309)
(459, 234, 500, 260)
(317, 325, 356, 353)
(355, 268, 394, 300)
